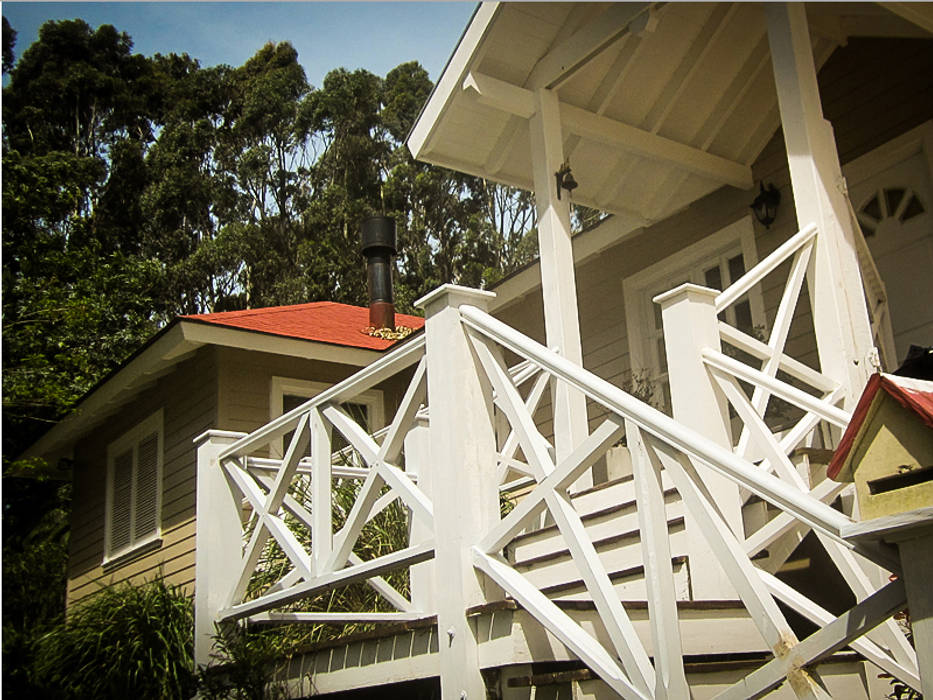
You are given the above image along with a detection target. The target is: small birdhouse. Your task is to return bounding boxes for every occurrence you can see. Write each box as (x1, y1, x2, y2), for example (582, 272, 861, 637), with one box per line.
(828, 373, 933, 521)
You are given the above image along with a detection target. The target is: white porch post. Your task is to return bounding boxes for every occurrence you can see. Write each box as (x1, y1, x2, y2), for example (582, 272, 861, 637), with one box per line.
(766, 2, 875, 408)
(193, 429, 246, 668)
(529, 87, 591, 479)
(655, 284, 742, 599)
(417, 284, 501, 700)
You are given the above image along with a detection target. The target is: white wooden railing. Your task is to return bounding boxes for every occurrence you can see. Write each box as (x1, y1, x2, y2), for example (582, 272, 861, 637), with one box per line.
(194, 273, 920, 699)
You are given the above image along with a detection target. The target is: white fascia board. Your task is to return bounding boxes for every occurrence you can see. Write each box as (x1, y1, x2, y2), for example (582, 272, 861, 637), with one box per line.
(22, 323, 197, 461)
(407, 2, 501, 160)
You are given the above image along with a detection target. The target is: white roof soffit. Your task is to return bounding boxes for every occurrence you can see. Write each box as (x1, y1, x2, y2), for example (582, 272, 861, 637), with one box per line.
(408, 2, 930, 226)
(23, 320, 383, 461)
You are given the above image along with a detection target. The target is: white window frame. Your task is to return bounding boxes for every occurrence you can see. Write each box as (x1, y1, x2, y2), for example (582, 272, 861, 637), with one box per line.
(269, 377, 385, 459)
(623, 216, 765, 410)
(103, 409, 164, 565)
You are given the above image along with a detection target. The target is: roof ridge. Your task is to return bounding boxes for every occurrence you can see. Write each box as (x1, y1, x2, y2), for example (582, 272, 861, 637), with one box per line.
(181, 300, 345, 321)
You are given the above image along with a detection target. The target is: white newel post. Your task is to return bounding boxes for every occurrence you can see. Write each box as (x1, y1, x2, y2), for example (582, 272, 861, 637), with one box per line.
(655, 284, 742, 599)
(416, 285, 501, 700)
(194, 429, 246, 668)
(766, 2, 875, 407)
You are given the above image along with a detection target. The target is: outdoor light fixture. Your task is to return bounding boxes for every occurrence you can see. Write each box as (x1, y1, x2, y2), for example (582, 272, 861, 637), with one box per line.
(555, 162, 578, 200)
(750, 182, 781, 228)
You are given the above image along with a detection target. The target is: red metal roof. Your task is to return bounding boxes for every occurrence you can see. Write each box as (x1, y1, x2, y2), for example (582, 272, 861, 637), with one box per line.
(181, 302, 424, 351)
(828, 373, 933, 481)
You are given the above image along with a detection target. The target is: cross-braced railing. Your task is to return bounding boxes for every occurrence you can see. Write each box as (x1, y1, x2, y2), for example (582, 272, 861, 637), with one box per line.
(460, 295, 920, 699)
(195, 272, 919, 699)
(194, 334, 436, 662)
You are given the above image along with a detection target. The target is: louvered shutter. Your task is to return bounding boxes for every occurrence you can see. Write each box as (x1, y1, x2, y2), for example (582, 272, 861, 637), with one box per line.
(134, 432, 160, 539)
(111, 449, 134, 552)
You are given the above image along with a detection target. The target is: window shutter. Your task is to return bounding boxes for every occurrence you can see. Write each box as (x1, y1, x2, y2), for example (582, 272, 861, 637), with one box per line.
(134, 432, 160, 539)
(111, 449, 134, 551)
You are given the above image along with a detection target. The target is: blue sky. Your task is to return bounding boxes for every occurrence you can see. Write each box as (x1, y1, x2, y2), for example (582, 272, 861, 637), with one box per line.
(3, 2, 477, 87)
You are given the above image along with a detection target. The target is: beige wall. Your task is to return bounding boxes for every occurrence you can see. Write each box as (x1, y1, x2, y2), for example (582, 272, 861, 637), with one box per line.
(68, 347, 219, 606)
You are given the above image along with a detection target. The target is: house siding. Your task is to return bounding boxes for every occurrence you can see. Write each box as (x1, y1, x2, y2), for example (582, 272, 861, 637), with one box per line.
(68, 347, 218, 606)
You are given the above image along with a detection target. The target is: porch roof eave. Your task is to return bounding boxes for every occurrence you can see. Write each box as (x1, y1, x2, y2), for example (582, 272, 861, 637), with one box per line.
(407, 2, 931, 227)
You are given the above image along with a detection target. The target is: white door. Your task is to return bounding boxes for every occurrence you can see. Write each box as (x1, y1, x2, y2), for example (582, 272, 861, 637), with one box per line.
(845, 124, 933, 366)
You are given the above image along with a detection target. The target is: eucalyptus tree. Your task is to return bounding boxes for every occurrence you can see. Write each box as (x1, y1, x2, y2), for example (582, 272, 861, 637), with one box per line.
(2, 19, 163, 451)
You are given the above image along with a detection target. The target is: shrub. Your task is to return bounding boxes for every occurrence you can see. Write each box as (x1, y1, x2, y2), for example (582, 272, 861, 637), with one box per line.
(33, 577, 196, 699)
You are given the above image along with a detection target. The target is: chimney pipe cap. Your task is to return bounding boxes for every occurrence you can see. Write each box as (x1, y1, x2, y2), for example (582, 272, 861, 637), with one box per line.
(360, 216, 397, 255)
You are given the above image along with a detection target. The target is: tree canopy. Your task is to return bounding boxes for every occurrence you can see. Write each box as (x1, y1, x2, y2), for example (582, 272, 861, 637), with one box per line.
(1, 19, 546, 460)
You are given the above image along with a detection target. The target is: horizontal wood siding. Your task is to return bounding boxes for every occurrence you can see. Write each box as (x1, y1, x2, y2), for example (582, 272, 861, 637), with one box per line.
(215, 346, 413, 435)
(68, 348, 218, 607)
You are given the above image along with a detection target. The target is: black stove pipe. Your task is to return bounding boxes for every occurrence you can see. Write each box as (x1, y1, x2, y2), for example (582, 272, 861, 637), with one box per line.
(360, 216, 397, 330)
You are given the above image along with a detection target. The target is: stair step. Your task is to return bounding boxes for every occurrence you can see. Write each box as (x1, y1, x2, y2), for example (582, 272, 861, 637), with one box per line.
(508, 489, 683, 562)
(538, 555, 690, 601)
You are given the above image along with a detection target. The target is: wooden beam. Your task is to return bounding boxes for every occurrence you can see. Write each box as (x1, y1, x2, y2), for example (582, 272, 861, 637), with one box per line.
(882, 2, 933, 34)
(529, 87, 591, 472)
(463, 71, 753, 188)
(462, 71, 536, 118)
(717, 579, 908, 699)
(526, 3, 652, 90)
(561, 101, 752, 188)
(766, 3, 876, 408)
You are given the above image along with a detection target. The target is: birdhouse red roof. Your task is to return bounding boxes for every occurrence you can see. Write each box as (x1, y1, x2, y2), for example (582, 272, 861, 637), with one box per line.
(827, 373, 933, 482)
(181, 302, 424, 351)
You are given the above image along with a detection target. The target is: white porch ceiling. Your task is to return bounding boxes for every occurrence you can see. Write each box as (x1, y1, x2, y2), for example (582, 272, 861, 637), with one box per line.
(409, 2, 931, 227)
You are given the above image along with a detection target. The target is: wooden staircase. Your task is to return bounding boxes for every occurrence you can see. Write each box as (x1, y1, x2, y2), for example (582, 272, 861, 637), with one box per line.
(267, 470, 887, 698)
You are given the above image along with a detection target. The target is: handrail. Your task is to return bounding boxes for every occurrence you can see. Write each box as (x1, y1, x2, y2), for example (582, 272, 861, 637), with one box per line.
(219, 334, 426, 461)
(715, 222, 818, 313)
(459, 303, 896, 569)
(718, 322, 836, 394)
(701, 348, 851, 428)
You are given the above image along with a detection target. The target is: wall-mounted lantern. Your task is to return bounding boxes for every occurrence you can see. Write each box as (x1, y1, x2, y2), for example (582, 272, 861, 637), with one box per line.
(750, 182, 781, 228)
(555, 162, 578, 201)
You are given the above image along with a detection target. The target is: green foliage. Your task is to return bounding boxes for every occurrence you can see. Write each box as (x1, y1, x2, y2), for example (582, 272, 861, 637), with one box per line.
(1, 474, 70, 696)
(2, 16, 16, 73)
(33, 578, 196, 699)
(198, 625, 290, 700)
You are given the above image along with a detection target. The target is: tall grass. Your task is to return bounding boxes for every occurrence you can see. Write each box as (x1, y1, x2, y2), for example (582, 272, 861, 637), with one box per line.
(33, 577, 196, 699)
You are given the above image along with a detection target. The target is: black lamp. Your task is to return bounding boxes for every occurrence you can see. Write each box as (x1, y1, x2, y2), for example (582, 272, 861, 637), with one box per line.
(751, 182, 781, 228)
(555, 162, 578, 200)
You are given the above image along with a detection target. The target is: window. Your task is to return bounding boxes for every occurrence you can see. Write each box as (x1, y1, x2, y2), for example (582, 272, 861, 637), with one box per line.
(269, 377, 384, 459)
(105, 410, 163, 562)
(623, 216, 764, 412)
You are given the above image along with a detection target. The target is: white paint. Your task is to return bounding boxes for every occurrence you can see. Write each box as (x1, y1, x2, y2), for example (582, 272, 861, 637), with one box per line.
(418, 284, 500, 700)
(529, 86, 591, 482)
(193, 430, 246, 668)
(766, 2, 875, 409)
(654, 284, 741, 599)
